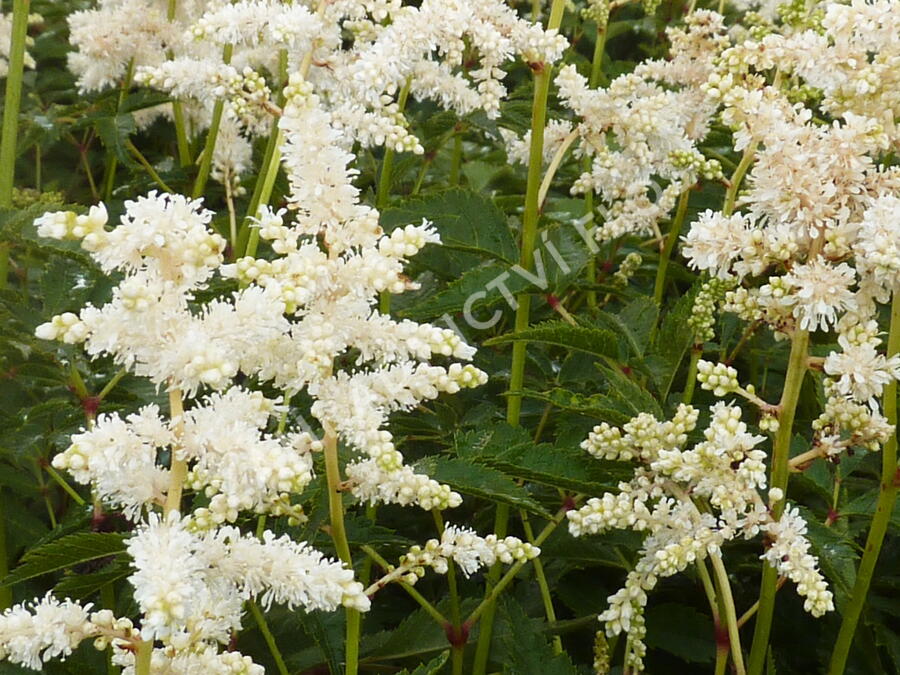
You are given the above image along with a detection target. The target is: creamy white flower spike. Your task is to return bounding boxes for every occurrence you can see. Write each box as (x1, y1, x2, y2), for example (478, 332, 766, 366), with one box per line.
(0, 595, 97, 670)
(373, 525, 540, 588)
(554, 12, 726, 242)
(572, 404, 833, 670)
(128, 514, 369, 644)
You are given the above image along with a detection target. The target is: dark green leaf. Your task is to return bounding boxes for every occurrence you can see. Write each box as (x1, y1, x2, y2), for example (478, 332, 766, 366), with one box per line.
(1, 532, 128, 587)
(381, 189, 518, 263)
(396, 652, 450, 675)
(485, 321, 619, 361)
(498, 598, 580, 675)
(415, 456, 550, 516)
(400, 263, 527, 322)
(644, 603, 715, 664)
(94, 114, 138, 167)
(54, 558, 131, 600)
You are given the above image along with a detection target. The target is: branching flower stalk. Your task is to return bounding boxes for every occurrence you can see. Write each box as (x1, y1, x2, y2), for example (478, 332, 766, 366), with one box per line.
(323, 417, 360, 675)
(746, 332, 812, 674)
(191, 43, 234, 198)
(166, 0, 191, 168)
(0, 0, 31, 612)
(583, 3, 608, 311)
(829, 294, 900, 674)
(163, 386, 186, 517)
(709, 554, 745, 675)
(653, 187, 691, 305)
(474, 0, 567, 670)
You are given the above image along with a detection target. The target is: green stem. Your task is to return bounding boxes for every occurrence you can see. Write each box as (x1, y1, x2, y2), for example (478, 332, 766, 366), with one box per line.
(164, 388, 186, 516)
(165, 0, 192, 168)
(449, 130, 462, 185)
(376, 80, 411, 210)
(434, 510, 466, 671)
(452, 647, 464, 675)
(723, 142, 757, 217)
(172, 102, 192, 168)
(682, 346, 702, 404)
(97, 367, 128, 401)
(192, 44, 233, 199)
(375, 80, 411, 314)
(125, 140, 174, 193)
(522, 511, 562, 655)
(0, 0, 29, 208)
(653, 188, 691, 305)
(101, 584, 119, 674)
(411, 157, 432, 195)
(584, 20, 608, 312)
(0, 243, 8, 291)
(102, 59, 136, 201)
(241, 128, 283, 258)
(697, 559, 720, 624)
(323, 423, 359, 675)
(473, 3, 566, 671)
(134, 640, 153, 675)
(828, 295, 900, 674)
(360, 544, 450, 626)
(432, 511, 462, 627)
(702, 558, 731, 675)
(589, 21, 608, 89)
(79, 142, 99, 202)
(714, 646, 728, 675)
(747, 328, 810, 675)
(44, 464, 86, 506)
(249, 600, 290, 675)
(238, 49, 288, 257)
(710, 554, 746, 675)
(467, 506, 567, 628)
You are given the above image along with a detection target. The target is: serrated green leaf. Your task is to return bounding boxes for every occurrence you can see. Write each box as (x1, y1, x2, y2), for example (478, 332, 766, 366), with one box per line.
(369, 606, 450, 662)
(1, 532, 128, 588)
(595, 363, 664, 418)
(618, 297, 659, 356)
(455, 422, 626, 494)
(292, 609, 344, 675)
(652, 286, 697, 400)
(381, 189, 517, 263)
(540, 220, 592, 292)
(484, 321, 619, 361)
(54, 558, 131, 600)
(799, 506, 858, 609)
(498, 598, 580, 675)
(415, 456, 550, 516)
(40, 257, 103, 317)
(400, 263, 528, 322)
(644, 603, 715, 664)
(94, 114, 138, 168)
(396, 652, 450, 675)
(511, 387, 635, 425)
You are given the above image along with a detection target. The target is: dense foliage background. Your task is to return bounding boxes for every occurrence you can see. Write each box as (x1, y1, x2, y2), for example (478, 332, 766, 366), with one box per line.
(1, 0, 899, 673)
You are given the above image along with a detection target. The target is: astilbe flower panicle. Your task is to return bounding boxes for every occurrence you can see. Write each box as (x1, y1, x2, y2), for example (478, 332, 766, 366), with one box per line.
(68, 0, 568, 194)
(22, 170, 492, 666)
(571, 404, 833, 670)
(528, 10, 729, 243)
(678, 0, 900, 473)
(21, 7, 531, 650)
(369, 525, 541, 590)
